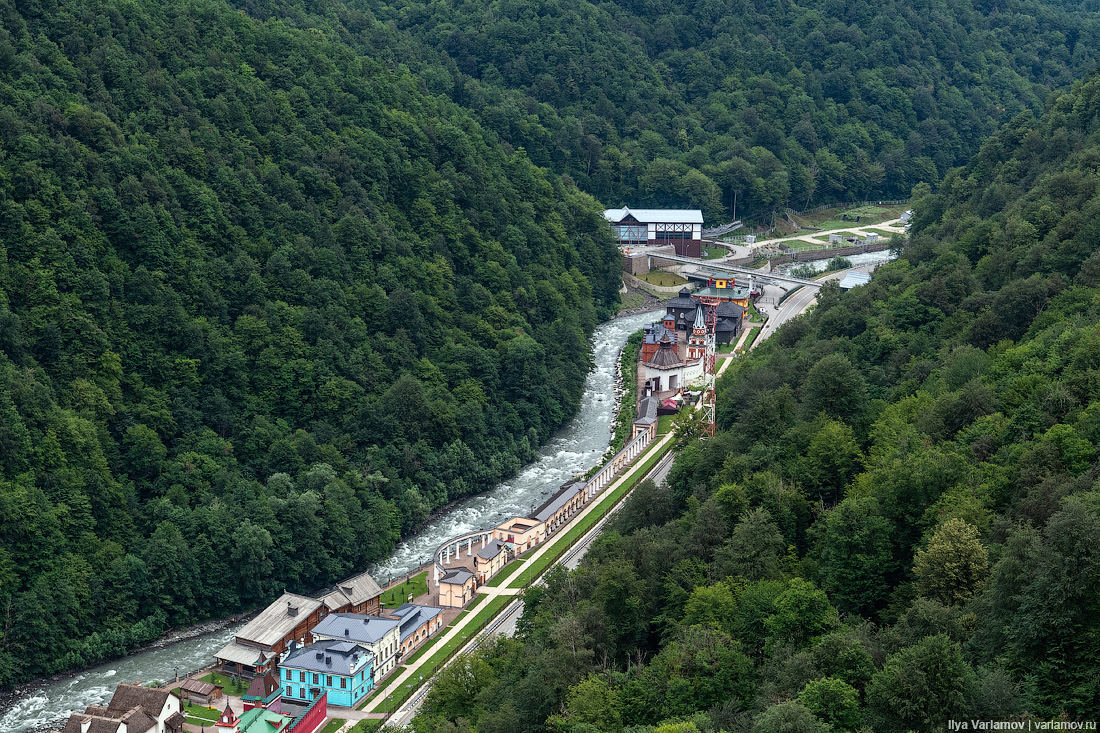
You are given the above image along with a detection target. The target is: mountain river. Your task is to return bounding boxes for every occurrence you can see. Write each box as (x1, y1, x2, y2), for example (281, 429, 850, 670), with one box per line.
(0, 309, 660, 733)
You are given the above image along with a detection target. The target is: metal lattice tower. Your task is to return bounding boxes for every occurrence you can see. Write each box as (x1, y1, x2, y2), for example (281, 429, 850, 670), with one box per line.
(699, 296, 720, 437)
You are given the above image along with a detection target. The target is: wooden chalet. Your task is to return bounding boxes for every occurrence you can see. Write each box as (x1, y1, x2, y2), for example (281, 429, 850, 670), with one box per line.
(215, 593, 324, 678)
(179, 678, 222, 705)
(318, 571, 383, 616)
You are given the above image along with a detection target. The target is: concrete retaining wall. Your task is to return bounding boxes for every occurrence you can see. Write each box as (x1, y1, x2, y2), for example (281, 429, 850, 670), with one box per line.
(770, 242, 889, 268)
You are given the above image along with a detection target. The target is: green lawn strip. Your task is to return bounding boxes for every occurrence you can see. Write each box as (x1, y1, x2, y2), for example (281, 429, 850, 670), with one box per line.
(741, 326, 762, 351)
(466, 593, 486, 609)
(703, 245, 727, 259)
(318, 718, 346, 733)
(639, 270, 687, 287)
(379, 572, 428, 607)
(199, 672, 250, 696)
(348, 722, 382, 733)
(402, 633, 440, 669)
(507, 439, 675, 589)
(182, 703, 220, 721)
(657, 414, 675, 436)
(358, 667, 406, 709)
(485, 556, 524, 586)
(372, 596, 512, 713)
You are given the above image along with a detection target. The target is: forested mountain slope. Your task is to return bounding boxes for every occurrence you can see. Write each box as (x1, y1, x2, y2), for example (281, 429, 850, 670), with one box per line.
(358, 0, 1100, 221)
(0, 0, 620, 684)
(412, 73, 1100, 731)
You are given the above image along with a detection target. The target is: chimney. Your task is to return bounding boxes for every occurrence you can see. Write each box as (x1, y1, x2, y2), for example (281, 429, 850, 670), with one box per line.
(344, 629, 349, 637)
(80, 718, 92, 733)
(315, 652, 324, 660)
(325, 656, 331, 665)
(287, 601, 298, 616)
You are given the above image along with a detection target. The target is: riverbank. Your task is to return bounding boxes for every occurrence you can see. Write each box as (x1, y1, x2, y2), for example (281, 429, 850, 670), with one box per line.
(1, 312, 662, 733)
(0, 611, 255, 729)
(615, 287, 668, 318)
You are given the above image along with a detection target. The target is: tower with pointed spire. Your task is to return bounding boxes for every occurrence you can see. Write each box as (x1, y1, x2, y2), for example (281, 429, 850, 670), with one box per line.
(688, 305, 707, 360)
(215, 702, 238, 732)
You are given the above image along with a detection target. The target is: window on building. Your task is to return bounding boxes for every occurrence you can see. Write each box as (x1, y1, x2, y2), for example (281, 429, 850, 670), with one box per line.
(326, 675, 332, 687)
(341, 678, 347, 689)
(312, 673, 319, 684)
(299, 671, 305, 682)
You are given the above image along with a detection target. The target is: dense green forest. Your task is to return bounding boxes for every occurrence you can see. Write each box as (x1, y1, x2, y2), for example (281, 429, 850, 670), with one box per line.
(411, 73, 1100, 730)
(4, 0, 1100, 701)
(0, 0, 622, 684)
(356, 0, 1100, 221)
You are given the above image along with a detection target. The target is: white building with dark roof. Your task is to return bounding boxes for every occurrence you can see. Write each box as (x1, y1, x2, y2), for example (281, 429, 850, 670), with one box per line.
(310, 613, 401, 680)
(604, 208, 704, 257)
(61, 684, 183, 733)
(438, 568, 476, 608)
(473, 539, 508, 584)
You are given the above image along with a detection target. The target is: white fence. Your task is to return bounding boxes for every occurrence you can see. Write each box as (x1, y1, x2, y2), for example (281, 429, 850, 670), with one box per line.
(431, 423, 654, 581)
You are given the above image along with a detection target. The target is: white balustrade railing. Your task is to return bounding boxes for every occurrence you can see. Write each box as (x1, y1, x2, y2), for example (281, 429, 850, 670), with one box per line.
(429, 422, 655, 584)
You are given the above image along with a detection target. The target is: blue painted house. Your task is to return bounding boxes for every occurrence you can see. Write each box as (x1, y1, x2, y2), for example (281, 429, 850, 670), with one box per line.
(279, 638, 375, 708)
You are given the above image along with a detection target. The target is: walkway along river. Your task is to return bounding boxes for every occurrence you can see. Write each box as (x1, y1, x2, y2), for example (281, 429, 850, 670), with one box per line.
(0, 309, 661, 733)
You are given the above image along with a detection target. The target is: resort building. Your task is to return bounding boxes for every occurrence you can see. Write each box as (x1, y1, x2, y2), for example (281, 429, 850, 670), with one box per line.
(714, 301, 746, 345)
(632, 395, 659, 440)
(494, 518, 544, 552)
(241, 670, 283, 712)
(473, 539, 508, 584)
(179, 678, 222, 705)
(280, 640, 374, 708)
(317, 571, 383, 616)
(215, 593, 324, 678)
(311, 613, 401, 680)
(60, 684, 184, 733)
(438, 568, 476, 607)
(530, 481, 587, 535)
(663, 288, 703, 329)
(388, 603, 445, 658)
(693, 277, 752, 307)
(603, 208, 704, 257)
(642, 330, 705, 394)
(213, 693, 326, 733)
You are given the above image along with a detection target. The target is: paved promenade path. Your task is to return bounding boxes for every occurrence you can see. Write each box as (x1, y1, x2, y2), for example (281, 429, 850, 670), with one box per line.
(361, 429, 677, 714)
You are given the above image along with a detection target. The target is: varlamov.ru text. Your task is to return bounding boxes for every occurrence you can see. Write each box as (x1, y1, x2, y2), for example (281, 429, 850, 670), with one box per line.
(948, 722, 1097, 731)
